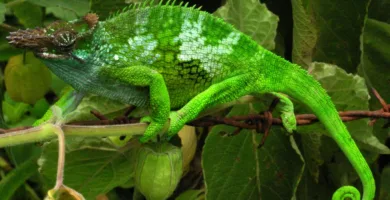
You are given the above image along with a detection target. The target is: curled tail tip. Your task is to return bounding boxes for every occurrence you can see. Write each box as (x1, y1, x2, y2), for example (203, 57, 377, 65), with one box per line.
(332, 186, 360, 200)
(332, 185, 375, 200)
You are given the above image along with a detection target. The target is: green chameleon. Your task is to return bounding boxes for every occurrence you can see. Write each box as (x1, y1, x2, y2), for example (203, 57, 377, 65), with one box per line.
(7, 1, 375, 199)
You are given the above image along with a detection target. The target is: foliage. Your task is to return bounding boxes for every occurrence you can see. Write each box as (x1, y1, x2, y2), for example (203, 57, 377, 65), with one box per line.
(5, 52, 51, 104)
(0, 0, 389, 199)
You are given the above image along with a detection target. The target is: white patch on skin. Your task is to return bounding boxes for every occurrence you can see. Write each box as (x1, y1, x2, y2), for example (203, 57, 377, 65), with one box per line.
(125, 9, 159, 64)
(128, 34, 158, 64)
(174, 14, 241, 77)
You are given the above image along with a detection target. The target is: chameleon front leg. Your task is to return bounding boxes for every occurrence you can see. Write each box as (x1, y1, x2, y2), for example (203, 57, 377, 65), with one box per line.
(100, 66, 170, 143)
(33, 88, 84, 126)
(168, 73, 255, 137)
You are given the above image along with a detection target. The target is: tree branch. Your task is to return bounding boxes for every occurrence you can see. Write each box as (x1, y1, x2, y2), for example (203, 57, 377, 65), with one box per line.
(0, 103, 388, 148)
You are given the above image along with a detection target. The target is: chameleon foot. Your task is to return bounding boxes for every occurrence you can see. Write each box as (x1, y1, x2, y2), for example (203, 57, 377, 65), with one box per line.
(271, 92, 297, 133)
(139, 116, 167, 143)
(166, 111, 186, 140)
(141, 112, 185, 141)
(140, 115, 152, 124)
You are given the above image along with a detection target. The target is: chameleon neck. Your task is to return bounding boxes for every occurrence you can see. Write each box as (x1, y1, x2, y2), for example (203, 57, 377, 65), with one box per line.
(261, 52, 375, 200)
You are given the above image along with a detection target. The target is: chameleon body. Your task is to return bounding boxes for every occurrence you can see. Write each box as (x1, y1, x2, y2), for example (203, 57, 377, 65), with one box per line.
(7, 2, 374, 200)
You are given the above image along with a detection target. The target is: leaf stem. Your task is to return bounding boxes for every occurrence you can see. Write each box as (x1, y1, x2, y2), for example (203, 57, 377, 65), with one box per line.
(53, 126, 65, 190)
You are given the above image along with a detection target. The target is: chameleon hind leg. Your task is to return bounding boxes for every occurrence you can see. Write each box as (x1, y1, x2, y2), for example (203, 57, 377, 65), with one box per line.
(101, 66, 170, 143)
(167, 73, 256, 137)
(167, 74, 298, 138)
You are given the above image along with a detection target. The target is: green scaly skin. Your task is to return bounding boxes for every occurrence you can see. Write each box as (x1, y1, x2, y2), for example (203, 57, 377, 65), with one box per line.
(8, 2, 374, 199)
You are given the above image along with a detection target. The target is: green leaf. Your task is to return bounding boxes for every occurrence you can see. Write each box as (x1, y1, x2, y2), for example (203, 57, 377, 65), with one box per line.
(0, 70, 6, 129)
(26, 0, 89, 16)
(300, 133, 323, 183)
(379, 166, 390, 200)
(2, 92, 30, 124)
(359, 5, 390, 152)
(0, 155, 39, 200)
(39, 137, 137, 199)
(358, 18, 390, 105)
(30, 98, 50, 118)
(9, 116, 37, 127)
(203, 104, 304, 200)
(291, 0, 317, 67)
(90, 0, 129, 20)
(0, 2, 5, 23)
(12, 1, 42, 28)
(46, 7, 78, 21)
(64, 94, 128, 123)
(203, 126, 260, 200)
(213, 0, 279, 50)
(311, 0, 370, 72)
(367, 0, 390, 22)
(175, 190, 204, 200)
(298, 62, 390, 154)
(6, 143, 41, 166)
(295, 168, 333, 200)
(50, 73, 68, 96)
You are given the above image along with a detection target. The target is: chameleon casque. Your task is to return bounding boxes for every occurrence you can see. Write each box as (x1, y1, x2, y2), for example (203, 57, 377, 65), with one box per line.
(6, 1, 375, 200)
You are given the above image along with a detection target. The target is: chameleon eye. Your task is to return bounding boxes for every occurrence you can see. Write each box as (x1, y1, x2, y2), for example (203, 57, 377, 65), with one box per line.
(53, 30, 77, 48)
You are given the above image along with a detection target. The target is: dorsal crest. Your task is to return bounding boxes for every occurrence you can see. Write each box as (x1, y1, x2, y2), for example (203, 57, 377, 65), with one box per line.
(106, 0, 202, 20)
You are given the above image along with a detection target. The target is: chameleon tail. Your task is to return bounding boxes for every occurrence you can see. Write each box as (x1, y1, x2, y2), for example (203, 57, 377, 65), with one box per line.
(267, 63, 375, 200)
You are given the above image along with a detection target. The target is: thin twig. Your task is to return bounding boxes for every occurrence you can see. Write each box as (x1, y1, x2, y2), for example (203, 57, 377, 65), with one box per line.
(372, 88, 389, 112)
(0, 23, 18, 32)
(258, 98, 279, 147)
(90, 110, 108, 120)
(123, 105, 136, 117)
(369, 88, 389, 126)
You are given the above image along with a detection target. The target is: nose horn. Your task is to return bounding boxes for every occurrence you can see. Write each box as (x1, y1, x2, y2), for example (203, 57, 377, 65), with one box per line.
(5, 35, 13, 41)
(7, 28, 47, 49)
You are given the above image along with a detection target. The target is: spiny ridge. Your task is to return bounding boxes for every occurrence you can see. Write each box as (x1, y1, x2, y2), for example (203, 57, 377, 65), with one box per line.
(108, 0, 201, 20)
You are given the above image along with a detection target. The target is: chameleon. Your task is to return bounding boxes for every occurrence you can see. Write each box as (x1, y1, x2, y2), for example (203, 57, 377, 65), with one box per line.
(6, 1, 374, 199)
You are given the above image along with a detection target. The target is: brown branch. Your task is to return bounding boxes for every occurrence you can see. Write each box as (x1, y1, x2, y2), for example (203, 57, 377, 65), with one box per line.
(70, 103, 390, 132)
(257, 98, 279, 147)
(372, 88, 388, 112)
(190, 106, 390, 128)
(1, 104, 389, 134)
(371, 88, 390, 128)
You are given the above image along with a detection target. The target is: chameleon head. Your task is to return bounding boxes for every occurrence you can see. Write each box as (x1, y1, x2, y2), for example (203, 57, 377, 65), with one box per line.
(6, 13, 99, 61)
